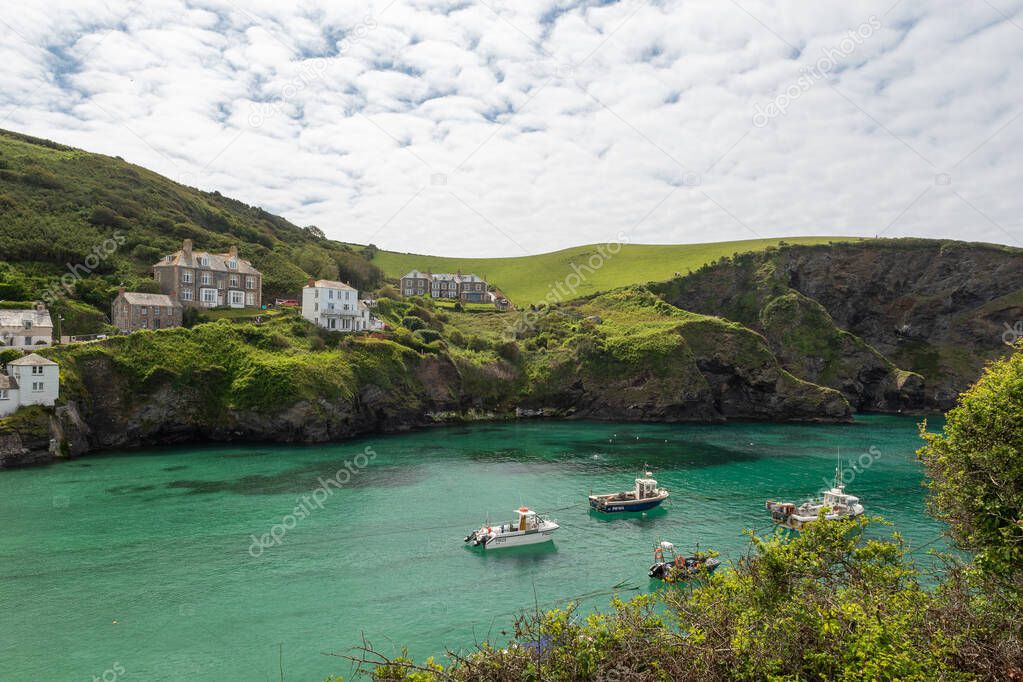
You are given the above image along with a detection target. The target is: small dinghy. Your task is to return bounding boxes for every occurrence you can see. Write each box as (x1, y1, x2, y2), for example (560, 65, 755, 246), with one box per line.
(589, 471, 669, 513)
(765, 458, 864, 531)
(648, 541, 720, 583)
(464, 507, 559, 549)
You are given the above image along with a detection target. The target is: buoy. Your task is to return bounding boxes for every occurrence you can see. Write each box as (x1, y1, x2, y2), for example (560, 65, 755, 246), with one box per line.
(112, 620, 118, 625)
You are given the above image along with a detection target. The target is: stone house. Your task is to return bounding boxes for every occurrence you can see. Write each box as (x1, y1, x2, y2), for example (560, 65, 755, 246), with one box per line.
(0, 353, 59, 417)
(0, 304, 54, 348)
(111, 289, 184, 333)
(153, 239, 262, 309)
(399, 270, 489, 302)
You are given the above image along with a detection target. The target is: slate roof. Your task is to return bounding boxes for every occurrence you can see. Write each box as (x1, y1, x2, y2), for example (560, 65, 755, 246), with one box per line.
(0, 308, 53, 329)
(155, 248, 260, 275)
(121, 292, 181, 307)
(309, 280, 356, 291)
(8, 353, 57, 366)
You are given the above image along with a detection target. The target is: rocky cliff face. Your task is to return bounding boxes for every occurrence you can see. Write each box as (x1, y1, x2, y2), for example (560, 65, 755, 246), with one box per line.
(653, 239, 1023, 410)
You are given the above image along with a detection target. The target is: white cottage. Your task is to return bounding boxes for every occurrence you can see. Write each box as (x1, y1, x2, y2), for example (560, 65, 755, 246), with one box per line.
(0, 353, 59, 417)
(0, 304, 54, 348)
(301, 279, 373, 332)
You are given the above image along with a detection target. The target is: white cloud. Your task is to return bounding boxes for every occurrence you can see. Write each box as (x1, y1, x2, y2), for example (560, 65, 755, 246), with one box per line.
(0, 0, 1021, 255)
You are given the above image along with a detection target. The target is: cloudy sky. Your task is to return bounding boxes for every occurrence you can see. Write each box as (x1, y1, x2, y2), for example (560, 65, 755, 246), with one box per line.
(1, 0, 1021, 256)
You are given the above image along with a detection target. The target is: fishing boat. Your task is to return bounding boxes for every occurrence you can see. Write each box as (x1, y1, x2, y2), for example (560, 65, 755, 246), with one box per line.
(648, 541, 720, 582)
(464, 507, 559, 549)
(588, 471, 669, 513)
(765, 459, 865, 530)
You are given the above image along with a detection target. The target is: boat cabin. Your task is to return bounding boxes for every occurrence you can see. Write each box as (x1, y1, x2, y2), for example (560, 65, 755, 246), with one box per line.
(635, 472, 659, 499)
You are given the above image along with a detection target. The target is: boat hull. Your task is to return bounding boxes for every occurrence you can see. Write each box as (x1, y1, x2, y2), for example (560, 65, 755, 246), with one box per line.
(589, 491, 668, 513)
(484, 529, 557, 549)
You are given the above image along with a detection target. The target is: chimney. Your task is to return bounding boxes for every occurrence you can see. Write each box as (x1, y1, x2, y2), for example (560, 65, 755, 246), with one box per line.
(307, 278, 316, 287)
(229, 245, 238, 258)
(182, 239, 193, 257)
(118, 287, 126, 296)
(35, 301, 45, 312)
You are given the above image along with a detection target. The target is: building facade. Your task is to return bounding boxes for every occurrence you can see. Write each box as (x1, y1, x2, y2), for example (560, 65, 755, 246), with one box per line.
(301, 279, 371, 332)
(399, 270, 488, 302)
(0, 353, 59, 417)
(111, 289, 184, 333)
(0, 304, 53, 348)
(153, 239, 262, 309)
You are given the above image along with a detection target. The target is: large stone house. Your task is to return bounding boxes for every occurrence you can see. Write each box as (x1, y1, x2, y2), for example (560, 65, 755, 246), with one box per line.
(153, 239, 262, 309)
(0, 304, 53, 348)
(0, 353, 59, 417)
(111, 289, 183, 333)
(301, 279, 372, 332)
(399, 270, 488, 302)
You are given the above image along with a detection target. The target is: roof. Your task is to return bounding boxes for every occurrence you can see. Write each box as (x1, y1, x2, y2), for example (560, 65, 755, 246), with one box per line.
(401, 270, 428, 279)
(8, 353, 57, 367)
(0, 308, 53, 329)
(120, 292, 181, 307)
(0, 374, 18, 390)
(308, 280, 356, 291)
(155, 248, 261, 275)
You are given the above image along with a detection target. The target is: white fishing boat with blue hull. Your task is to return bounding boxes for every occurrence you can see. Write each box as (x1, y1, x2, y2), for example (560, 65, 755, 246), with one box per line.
(464, 507, 559, 549)
(589, 471, 669, 513)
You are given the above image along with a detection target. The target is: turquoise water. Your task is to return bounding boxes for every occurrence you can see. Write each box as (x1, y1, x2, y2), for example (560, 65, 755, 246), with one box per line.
(0, 415, 948, 681)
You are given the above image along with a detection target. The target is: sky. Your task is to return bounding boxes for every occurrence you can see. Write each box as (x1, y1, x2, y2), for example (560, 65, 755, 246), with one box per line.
(0, 0, 1021, 257)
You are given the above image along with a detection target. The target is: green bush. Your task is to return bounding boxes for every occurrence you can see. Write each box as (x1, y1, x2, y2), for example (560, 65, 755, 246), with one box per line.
(401, 315, 425, 331)
(414, 329, 441, 344)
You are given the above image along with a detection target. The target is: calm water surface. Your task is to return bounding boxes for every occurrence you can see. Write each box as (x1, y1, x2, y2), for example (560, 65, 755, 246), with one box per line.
(0, 415, 948, 681)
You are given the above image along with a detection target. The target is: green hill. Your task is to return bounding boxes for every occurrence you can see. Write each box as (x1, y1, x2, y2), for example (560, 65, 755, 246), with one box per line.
(371, 237, 853, 305)
(0, 127, 855, 326)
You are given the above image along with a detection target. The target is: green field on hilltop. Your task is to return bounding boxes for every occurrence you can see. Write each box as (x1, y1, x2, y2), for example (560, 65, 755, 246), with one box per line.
(371, 237, 855, 305)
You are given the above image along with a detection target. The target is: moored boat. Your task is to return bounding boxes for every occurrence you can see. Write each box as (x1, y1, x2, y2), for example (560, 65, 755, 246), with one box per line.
(464, 507, 559, 549)
(766, 459, 865, 530)
(589, 471, 669, 513)
(648, 541, 720, 582)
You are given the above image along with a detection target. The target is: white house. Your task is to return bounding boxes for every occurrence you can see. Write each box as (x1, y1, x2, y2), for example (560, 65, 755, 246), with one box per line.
(0, 353, 59, 417)
(0, 304, 54, 348)
(301, 279, 373, 332)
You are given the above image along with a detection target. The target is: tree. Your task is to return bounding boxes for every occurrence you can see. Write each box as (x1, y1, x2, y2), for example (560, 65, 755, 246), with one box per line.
(918, 345, 1023, 580)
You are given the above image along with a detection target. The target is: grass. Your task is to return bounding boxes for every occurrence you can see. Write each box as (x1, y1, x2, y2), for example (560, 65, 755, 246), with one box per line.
(371, 238, 856, 306)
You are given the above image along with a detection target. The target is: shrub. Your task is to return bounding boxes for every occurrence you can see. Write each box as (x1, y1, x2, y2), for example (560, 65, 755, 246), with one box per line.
(414, 329, 441, 344)
(401, 316, 425, 331)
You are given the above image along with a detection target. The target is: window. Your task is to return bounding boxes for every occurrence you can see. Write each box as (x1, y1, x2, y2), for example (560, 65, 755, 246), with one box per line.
(245, 292, 255, 306)
(200, 289, 217, 305)
(228, 259, 237, 269)
(141, 307, 148, 315)
(155, 272, 161, 283)
(230, 291, 244, 306)
(22, 320, 32, 330)
(0, 389, 8, 400)
(314, 302, 318, 312)
(154, 306, 160, 316)
(404, 289, 412, 295)
(246, 277, 255, 289)
(32, 382, 43, 392)
(182, 289, 193, 301)
(32, 366, 43, 375)
(229, 275, 239, 287)
(182, 271, 193, 283)
(199, 255, 210, 266)
(201, 272, 212, 285)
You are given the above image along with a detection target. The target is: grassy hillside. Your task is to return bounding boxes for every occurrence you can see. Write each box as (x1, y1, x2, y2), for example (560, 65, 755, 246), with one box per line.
(0, 129, 384, 309)
(371, 237, 853, 305)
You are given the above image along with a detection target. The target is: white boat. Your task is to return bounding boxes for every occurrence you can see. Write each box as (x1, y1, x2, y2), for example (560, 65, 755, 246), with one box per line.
(464, 507, 559, 549)
(589, 471, 669, 513)
(766, 459, 865, 530)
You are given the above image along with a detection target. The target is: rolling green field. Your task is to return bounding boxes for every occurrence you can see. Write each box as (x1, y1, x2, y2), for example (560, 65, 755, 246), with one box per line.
(372, 237, 856, 305)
